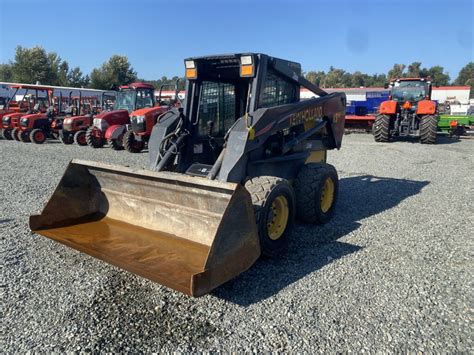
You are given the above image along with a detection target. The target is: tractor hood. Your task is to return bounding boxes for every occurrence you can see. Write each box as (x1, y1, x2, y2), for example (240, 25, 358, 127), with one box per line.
(131, 106, 169, 117)
(94, 109, 129, 121)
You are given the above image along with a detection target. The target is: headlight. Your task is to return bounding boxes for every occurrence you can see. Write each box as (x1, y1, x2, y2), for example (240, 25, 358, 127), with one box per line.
(93, 118, 108, 131)
(21, 117, 28, 122)
(2, 117, 10, 123)
(64, 118, 72, 124)
(132, 115, 145, 123)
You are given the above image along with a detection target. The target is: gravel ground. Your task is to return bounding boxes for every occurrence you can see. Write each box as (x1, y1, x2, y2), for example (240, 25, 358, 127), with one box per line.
(1, 134, 473, 352)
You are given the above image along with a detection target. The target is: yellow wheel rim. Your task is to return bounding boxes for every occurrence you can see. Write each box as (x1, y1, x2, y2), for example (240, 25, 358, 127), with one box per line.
(320, 177, 335, 213)
(267, 196, 289, 240)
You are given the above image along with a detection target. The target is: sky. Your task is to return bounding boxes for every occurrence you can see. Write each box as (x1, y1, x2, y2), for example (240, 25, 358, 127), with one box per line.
(0, 0, 473, 81)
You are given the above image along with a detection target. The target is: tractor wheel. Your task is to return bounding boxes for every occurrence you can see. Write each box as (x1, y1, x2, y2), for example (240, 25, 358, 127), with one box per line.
(12, 128, 21, 141)
(108, 134, 124, 150)
(1, 129, 12, 140)
(86, 127, 105, 148)
(123, 130, 145, 153)
(294, 163, 339, 224)
(19, 130, 31, 143)
(29, 129, 46, 144)
(245, 176, 295, 257)
(373, 114, 391, 142)
(59, 132, 74, 145)
(419, 115, 438, 144)
(73, 130, 87, 146)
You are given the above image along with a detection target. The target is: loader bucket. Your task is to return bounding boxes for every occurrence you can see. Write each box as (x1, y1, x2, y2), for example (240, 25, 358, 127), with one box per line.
(30, 160, 260, 296)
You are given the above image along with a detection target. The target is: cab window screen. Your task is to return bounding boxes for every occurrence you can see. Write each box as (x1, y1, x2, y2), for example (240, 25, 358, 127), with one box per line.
(260, 70, 297, 108)
(198, 81, 236, 137)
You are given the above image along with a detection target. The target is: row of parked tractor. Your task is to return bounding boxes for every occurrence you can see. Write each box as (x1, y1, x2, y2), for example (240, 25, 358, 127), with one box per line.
(0, 82, 179, 153)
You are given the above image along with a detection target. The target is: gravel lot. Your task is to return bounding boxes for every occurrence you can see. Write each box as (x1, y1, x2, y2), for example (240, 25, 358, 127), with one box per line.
(1, 134, 473, 352)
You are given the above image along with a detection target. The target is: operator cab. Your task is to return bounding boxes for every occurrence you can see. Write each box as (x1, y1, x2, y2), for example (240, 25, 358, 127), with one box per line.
(390, 78, 432, 104)
(183, 54, 300, 171)
(115, 83, 155, 113)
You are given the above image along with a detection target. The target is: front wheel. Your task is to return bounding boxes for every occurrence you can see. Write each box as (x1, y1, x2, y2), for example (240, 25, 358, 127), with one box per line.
(59, 132, 74, 145)
(19, 130, 31, 143)
(245, 176, 295, 257)
(419, 115, 438, 144)
(1, 129, 12, 140)
(123, 130, 145, 153)
(30, 129, 46, 144)
(108, 135, 124, 151)
(11, 128, 21, 141)
(73, 130, 87, 146)
(86, 127, 105, 148)
(294, 163, 339, 224)
(373, 114, 391, 142)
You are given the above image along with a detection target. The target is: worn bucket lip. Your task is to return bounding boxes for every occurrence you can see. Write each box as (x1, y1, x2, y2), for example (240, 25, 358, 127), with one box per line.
(70, 159, 238, 193)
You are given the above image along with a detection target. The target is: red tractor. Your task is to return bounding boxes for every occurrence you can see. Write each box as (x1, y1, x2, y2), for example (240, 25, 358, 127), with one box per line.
(59, 93, 116, 146)
(86, 83, 156, 150)
(1, 85, 50, 140)
(122, 83, 179, 153)
(373, 78, 438, 144)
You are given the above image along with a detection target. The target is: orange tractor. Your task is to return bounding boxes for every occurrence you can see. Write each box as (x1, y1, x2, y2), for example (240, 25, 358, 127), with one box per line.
(373, 78, 438, 144)
(1, 85, 51, 140)
(86, 83, 165, 150)
(59, 93, 115, 146)
(123, 83, 180, 153)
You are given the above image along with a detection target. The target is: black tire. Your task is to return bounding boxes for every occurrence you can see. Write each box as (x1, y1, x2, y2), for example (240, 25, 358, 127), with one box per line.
(29, 129, 46, 144)
(1, 129, 12, 140)
(245, 176, 295, 257)
(19, 130, 31, 143)
(108, 135, 124, 151)
(59, 132, 74, 145)
(86, 127, 105, 148)
(294, 163, 339, 224)
(373, 114, 391, 142)
(73, 130, 87, 146)
(12, 128, 21, 141)
(419, 115, 438, 144)
(123, 130, 145, 153)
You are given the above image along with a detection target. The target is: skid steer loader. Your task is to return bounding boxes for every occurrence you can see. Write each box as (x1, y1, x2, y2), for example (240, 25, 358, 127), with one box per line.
(30, 53, 346, 296)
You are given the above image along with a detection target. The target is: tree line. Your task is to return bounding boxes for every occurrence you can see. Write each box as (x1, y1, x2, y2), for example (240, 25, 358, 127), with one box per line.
(0, 46, 472, 95)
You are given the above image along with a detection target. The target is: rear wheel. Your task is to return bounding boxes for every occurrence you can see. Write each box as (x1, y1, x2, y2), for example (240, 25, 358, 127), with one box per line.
(19, 130, 31, 143)
(294, 163, 339, 224)
(419, 115, 438, 144)
(245, 176, 295, 257)
(30, 129, 46, 144)
(12, 128, 21, 141)
(108, 135, 124, 151)
(1, 129, 12, 140)
(74, 130, 87, 146)
(59, 132, 74, 145)
(86, 127, 105, 148)
(373, 114, 391, 142)
(123, 130, 145, 153)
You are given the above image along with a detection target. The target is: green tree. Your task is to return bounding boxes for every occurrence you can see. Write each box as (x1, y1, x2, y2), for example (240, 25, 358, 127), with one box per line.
(427, 66, 450, 86)
(68, 67, 89, 87)
(305, 71, 326, 87)
(387, 64, 406, 80)
(324, 67, 347, 87)
(90, 55, 137, 90)
(454, 62, 474, 96)
(11, 46, 53, 84)
(406, 62, 422, 77)
(0, 63, 13, 81)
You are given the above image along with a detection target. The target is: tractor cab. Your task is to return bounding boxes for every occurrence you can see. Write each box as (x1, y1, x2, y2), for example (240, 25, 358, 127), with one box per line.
(115, 83, 155, 113)
(389, 78, 432, 106)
